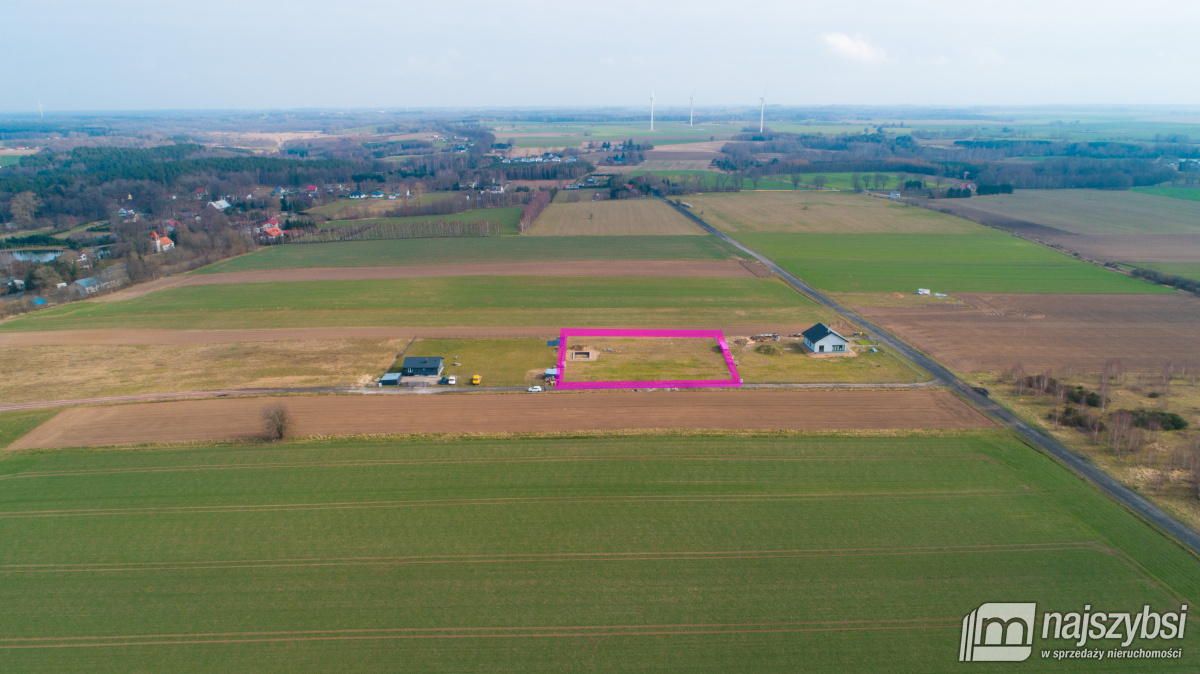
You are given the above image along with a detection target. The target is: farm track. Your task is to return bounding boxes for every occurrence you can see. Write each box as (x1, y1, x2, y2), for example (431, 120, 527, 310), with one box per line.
(92, 260, 756, 302)
(663, 196, 1200, 555)
(7, 389, 992, 450)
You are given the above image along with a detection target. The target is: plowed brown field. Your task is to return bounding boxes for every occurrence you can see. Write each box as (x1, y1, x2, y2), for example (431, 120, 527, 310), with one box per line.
(9, 389, 990, 449)
(854, 293, 1200, 372)
(95, 260, 754, 302)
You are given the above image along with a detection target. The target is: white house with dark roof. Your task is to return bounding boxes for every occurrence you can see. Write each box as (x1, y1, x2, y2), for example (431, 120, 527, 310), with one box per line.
(801, 323, 849, 354)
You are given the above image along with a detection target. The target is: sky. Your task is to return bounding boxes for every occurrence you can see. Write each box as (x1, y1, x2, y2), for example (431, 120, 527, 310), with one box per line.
(4, 0, 1200, 112)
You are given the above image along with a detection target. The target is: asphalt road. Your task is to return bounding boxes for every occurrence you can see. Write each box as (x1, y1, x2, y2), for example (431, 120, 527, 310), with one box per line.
(665, 196, 1200, 556)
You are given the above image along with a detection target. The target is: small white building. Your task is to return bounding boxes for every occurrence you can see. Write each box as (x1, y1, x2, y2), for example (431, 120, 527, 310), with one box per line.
(801, 323, 849, 354)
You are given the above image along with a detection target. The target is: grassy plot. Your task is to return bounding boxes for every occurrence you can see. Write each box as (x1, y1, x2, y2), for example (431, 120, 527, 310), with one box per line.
(0, 432, 1196, 671)
(0, 340, 408, 403)
(0, 409, 58, 449)
(1132, 186, 1200, 203)
(730, 338, 927, 384)
(564, 337, 731, 382)
(527, 199, 703, 236)
(323, 207, 523, 236)
(393, 338, 557, 386)
(965, 190, 1200, 235)
(1137, 263, 1200, 282)
(687, 191, 978, 234)
(304, 193, 454, 219)
(627, 170, 795, 190)
(1, 276, 826, 331)
(196, 235, 740, 273)
(735, 232, 1167, 293)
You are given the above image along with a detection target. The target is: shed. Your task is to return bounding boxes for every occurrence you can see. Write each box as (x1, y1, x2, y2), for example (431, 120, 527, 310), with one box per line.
(401, 356, 444, 377)
(545, 368, 558, 378)
(801, 323, 849, 354)
(546, 339, 560, 347)
(380, 372, 402, 386)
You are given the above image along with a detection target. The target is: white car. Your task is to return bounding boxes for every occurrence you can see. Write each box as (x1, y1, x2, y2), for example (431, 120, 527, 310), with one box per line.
(527, 386, 543, 393)
(446, 376, 457, 385)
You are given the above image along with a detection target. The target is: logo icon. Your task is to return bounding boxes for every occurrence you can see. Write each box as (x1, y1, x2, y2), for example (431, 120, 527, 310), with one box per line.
(960, 603, 1037, 662)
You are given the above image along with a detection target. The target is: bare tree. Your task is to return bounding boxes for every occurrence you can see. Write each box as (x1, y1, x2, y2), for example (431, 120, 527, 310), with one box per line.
(261, 403, 293, 441)
(811, 175, 826, 190)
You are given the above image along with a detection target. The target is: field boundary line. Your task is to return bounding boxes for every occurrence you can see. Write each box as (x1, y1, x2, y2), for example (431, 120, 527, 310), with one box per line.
(0, 489, 1037, 518)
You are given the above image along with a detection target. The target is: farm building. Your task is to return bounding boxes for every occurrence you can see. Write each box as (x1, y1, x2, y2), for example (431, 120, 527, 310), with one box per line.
(400, 357, 444, 377)
(70, 277, 100, 296)
(802, 323, 849, 354)
(379, 373, 402, 386)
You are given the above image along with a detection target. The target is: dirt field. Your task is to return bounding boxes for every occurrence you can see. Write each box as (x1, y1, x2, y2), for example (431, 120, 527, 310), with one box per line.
(527, 200, 705, 236)
(687, 192, 978, 234)
(853, 292, 1200, 373)
(92, 260, 754, 302)
(0, 340, 406, 404)
(643, 141, 727, 160)
(9, 389, 991, 449)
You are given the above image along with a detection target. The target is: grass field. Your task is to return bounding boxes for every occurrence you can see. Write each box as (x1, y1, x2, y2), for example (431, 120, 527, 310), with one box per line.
(0, 431, 1196, 671)
(1132, 186, 1200, 202)
(1, 276, 827, 332)
(627, 170, 795, 190)
(527, 199, 703, 236)
(735, 231, 1167, 293)
(687, 191, 978, 234)
(392, 338, 556, 386)
(0, 340, 407, 403)
(965, 190, 1200, 235)
(0, 409, 58, 448)
(196, 236, 740, 273)
(730, 338, 927, 383)
(0, 155, 20, 167)
(1137, 263, 1200, 282)
(305, 193, 453, 219)
(324, 206, 523, 235)
(565, 337, 730, 382)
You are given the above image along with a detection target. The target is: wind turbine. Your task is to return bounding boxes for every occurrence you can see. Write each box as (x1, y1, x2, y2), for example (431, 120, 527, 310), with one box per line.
(758, 84, 767, 133)
(689, 91, 694, 127)
(649, 91, 655, 131)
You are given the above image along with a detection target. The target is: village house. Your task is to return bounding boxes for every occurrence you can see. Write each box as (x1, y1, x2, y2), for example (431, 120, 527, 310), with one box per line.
(802, 323, 849, 354)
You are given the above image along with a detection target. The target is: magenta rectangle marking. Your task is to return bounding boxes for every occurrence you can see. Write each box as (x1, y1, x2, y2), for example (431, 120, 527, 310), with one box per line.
(555, 328, 743, 390)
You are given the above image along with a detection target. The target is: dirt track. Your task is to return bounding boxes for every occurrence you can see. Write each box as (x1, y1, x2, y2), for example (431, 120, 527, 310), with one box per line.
(94, 260, 755, 302)
(9, 390, 991, 449)
(854, 293, 1200, 372)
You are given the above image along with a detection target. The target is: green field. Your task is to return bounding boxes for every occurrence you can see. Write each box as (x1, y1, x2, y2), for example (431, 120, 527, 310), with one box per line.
(628, 170, 795, 190)
(195, 236, 740, 273)
(1137, 263, 1200, 282)
(324, 206, 523, 235)
(735, 232, 1168, 293)
(0, 155, 20, 167)
(393, 338, 557, 386)
(0, 431, 1196, 671)
(0, 409, 59, 449)
(305, 193, 454, 219)
(2, 276, 826, 331)
(1132, 186, 1200, 203)
(965, 190, 1200, 235)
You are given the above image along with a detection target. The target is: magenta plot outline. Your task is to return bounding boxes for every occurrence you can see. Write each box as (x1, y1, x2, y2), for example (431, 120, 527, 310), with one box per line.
(555, 328, 743, 390)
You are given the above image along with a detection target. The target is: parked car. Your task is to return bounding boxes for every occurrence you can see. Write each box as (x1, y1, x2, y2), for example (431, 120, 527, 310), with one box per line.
(527, 386, 543, 393)
(446, 376, 457, 385)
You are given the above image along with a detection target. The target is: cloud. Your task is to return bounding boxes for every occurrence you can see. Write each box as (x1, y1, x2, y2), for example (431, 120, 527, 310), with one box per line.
(823, 32, 889, 64)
